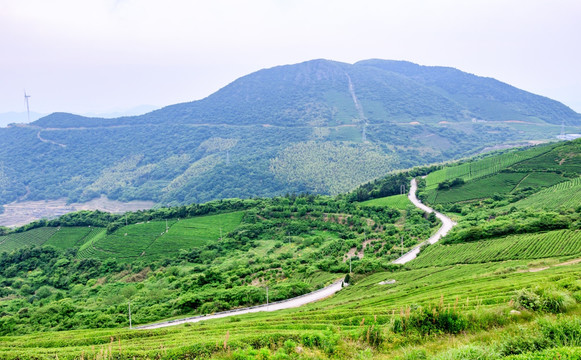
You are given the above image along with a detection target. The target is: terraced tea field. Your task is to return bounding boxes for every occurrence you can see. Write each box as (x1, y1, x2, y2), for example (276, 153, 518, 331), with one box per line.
(410, 229, 581, 268)
(2, 261, 580, 359)
(145, 211, 245, 257)
(508, 176, 581, 210)
(427, 172, 526, 204)
(0, 227, 58, 253)
(425, 145, 552, 189)
(43, 226, 95, 249)
(77, 211, 245, 260)
(359, 194, 411, 210)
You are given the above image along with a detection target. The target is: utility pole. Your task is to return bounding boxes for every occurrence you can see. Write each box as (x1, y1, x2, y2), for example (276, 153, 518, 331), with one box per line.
(401, 235, 404, 257)
(166, 219, 169, 233)
(349, 257, 352, 274)
(125, 214, 127, 226)
(266, 286, 269, 307)
(128, 301, 132, 329)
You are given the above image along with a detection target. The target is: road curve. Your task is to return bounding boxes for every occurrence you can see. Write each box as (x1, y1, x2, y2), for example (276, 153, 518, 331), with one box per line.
(136, 280, 345, 330)
(393, 178, 456, 264)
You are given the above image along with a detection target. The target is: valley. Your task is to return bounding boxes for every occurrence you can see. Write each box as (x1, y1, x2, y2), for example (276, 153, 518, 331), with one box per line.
(0, 138, 580, 359)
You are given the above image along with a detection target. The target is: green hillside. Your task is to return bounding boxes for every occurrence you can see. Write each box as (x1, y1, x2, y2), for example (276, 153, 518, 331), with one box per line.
(0, 140, 580, 359)
(1, 59, 580, 213)
(421, 139, 581, 204)
(359, 194, 412, 210)
(506, 176, 581, 210)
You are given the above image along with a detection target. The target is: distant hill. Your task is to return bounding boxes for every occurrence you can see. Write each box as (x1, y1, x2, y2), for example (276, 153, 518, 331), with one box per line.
(0, 59, 580, 211)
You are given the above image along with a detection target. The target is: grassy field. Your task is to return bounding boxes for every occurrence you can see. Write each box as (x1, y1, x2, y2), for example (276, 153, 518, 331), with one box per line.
(411, 229, 581, 268)
(359, 194, 411, 210)
(0, 227, 58, 253)
(0, 261, 579, 359)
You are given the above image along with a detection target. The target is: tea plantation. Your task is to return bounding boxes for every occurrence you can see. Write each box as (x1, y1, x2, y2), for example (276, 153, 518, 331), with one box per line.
(0, 139, 580, 359)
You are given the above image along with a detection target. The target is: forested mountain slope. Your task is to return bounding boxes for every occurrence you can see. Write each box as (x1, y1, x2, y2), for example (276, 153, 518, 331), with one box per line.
(1, 59, 579, 210)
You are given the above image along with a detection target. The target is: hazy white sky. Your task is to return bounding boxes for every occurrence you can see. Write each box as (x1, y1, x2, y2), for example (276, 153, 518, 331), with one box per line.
(1, 0, 580, 116)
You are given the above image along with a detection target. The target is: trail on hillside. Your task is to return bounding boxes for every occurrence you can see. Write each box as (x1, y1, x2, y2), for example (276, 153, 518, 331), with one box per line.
(393, 178, 457, 264)
(37, 131, 66, 148)
(345, 73, 367, 141)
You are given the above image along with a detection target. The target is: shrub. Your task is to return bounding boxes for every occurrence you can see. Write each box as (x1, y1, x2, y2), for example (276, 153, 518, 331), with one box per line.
(391, 306, 468, 335)
(512, 287, 576, 313)
(539, 317, 581, 347)
(497, 328, 549, 356)
(512, 288, 542, 311)
(433, 345, 499, 360)
(401, 348, 428, 360)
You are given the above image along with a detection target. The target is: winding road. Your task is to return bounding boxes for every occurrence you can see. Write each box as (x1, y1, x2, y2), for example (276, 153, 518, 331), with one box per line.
(393, 178, 456, 264)
(136, 280, 345, 330)
(136, 178, 455, 329)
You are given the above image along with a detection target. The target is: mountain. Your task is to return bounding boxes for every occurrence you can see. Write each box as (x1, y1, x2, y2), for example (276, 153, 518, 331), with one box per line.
(0, 59, 580, 212)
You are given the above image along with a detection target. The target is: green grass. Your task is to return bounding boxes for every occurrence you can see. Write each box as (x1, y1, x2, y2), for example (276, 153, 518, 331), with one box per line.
(0, 227, 58, 253)
(76, 228, 106, 259)
(411, 229, 581, 268)
(359, 194, 411, 210)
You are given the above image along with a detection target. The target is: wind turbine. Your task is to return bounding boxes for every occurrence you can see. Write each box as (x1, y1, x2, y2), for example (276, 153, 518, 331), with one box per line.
(24, 90, 31, 123)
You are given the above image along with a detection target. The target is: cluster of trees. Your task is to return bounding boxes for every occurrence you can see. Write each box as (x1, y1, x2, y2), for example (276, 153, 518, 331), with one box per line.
(347, 166, 439, 203)
(437, 177, 465, 190)
(443, 209, 580, 245)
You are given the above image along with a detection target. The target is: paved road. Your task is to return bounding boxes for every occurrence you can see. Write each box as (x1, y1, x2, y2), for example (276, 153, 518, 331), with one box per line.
(136, 280, 345, 330)
(393, 178, 456, 264)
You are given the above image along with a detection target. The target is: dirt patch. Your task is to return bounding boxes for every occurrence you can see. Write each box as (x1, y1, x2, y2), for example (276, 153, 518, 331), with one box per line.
(0, 195, 155, 228)
(343, 239, 377, 262)
(124, 267, 151, 283)
(378, 279, 396, 285)
(555, 258, 581, 267)
(522, 258, 581, 273)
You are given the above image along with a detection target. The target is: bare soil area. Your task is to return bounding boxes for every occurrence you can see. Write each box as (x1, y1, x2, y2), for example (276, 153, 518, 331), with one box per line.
(0, 195, 155, 228)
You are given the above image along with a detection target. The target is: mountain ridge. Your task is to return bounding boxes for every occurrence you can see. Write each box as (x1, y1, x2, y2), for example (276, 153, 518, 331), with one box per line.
(1, 58, 580, 210)
(30, 59, 580, 128)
